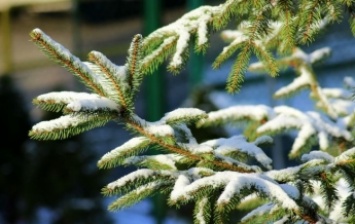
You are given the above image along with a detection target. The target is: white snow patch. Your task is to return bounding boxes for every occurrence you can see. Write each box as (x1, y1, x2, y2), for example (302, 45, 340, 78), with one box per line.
(107, 169, 175, 191)
(195, 197, 209, 224)
(67, 96, 119, 112)
(170, 29, 190, 68)
(201, 105, 274, 126)
(309, 47, 331, 64)
(162, 108, 206, 123)
(170, 175, 191, 201)
(328, 98, 355, 116)
(147, 154, 180, 169)
(182, 143, 213, 154)
(170, 171, 298, 210)
(145, 123, 175, 137)
(344, 76, 355, 88)
(266, 166, 301, 182)
(241, 203, 276, 221)
(107, 169, 156, 190)
(291, 124, 316, 155)
(99, 137, 149, 162)
(329, 178, 350, 221)
(142, 36, 177, 65)
(31, 115, 82, 132)
(259, 106, 353, 155)
(335, 147, 355, 164)
(274, 73, 310, 97)
(322, 88, 353, 99)
(253, 135, 273, 146)
(203, 135, 272, 169)
(37, 91, 119, 112)
(216, 173, 298, 210)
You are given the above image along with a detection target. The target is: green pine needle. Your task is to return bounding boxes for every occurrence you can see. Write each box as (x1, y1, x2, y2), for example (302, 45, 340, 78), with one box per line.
(107, 180, 170, 211)
(32, 98, 66, 113)
(97, 137, 151, 169)
(226, 45, 251, 93)
(30, 29, 107, 97)
(29, 113, 115, 140)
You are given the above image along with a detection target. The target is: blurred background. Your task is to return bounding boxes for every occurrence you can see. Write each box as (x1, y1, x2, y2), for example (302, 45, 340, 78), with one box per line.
(0, 0, 355, 224)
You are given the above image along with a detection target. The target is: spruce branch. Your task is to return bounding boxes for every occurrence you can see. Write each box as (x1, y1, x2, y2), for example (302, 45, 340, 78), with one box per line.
(124, 114, 254, 173)
(29, 113, 117, 140)
(127, 34, 144, 94)
(193, 197, 212, 224)
(226, 44, 251, 92)
(30, 91, 121, 140)
(30, 29, 107, 97)
(298, 0, 321, 43)
(102, 169, 176, 197)
(87, 51, 132, 109)
(141, 5, 218, 74)
(275, 0, 296, 54)
(27, 0, 355, 222)
(201, 135, 273, 170)
(140, 0, 259, 77)
(167, 171, 321, 222)
(161, 108, 207, 125)
(123, 154, 184, 170)
(250, 47, 338, 118)
(97, 136, 151, 169)
(141, 36, 177, 75)
(196, 105, 274, 128)
(107, 180, 171, 211)
(258, 106, 353, 158)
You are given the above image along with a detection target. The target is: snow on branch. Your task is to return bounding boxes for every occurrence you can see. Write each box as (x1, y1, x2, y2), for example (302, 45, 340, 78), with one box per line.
(29, 113, 116, 140)
(28, 1, 355, 222)
(202, 135, 272, 170)
(123, 154, 184, 170)
(104, 169, 176, 196)
(197, 105, 274, 128)
(257, 106, 353, 158)
(30, 29, 107, 97)
(86, 52, 131, 107)
(162, 108, 207, 125)
(169, 171, 299, 213)
(98, 137, 151, 169)
(142, 5, 218, 73)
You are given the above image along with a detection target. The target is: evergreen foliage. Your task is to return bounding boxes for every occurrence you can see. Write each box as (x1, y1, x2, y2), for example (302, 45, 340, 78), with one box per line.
(28, 0, 355, 223)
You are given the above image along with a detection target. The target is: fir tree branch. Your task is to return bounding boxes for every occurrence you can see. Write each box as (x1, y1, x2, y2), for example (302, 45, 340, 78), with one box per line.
(27, 1, 355, 222)
(141, 36, 177, 75)
(29, 113, 117, 140)
(196, 105, 274, 128)
(298, 0, 325, 44)
(30, 29, 107, 97)
(97, 136, 151, 169)
(193, 197, 212, 224)
(127, 34, 143, 94)
(88, 51, 132, 109)
(276, 0, 296, 54)
(124, 115, 254, 173)
(123, 154, 183, 170)
(107, 180, 171, 211)
(103, 169, 176, 196)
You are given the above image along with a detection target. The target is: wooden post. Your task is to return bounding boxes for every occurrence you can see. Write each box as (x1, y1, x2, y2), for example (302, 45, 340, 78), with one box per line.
(1, 6, 13, 75)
